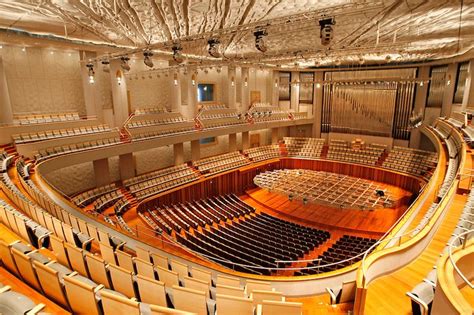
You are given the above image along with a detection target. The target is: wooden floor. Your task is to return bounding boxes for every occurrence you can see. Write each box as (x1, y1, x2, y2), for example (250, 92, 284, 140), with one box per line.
(362, 193, 467, 314)
(244, 185, 412, 237)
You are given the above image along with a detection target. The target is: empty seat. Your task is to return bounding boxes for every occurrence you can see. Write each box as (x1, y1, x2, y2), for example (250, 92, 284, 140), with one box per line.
(257, 300, 302, 315)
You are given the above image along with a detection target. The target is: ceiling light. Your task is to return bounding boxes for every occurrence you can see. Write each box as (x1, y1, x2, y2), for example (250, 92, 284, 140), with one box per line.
(143, 49, 154, 68)
(319, 17, 335, 46)
(254, 29, 268, 53)
(208, 38, 222, 58)
(120, 56, 131, 71)
(172, 44, 184, 63)
(86, 63, 95, 84)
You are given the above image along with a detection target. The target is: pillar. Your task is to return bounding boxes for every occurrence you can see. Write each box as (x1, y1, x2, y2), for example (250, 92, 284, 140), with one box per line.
(109, 59, 129, 127)
(462, 59, 474, 110)
(119, 153, 135, 180)
(227, 66, 236, 108)
(291, 71, 299, 111)
(80, 51, 101, 119)
(191, 140, 200, 161)
(312, 71, 324, 137)
(241, 67, 250, 110)
(93, 158, 111, 187)
(184, 72, 198, 119)
(242, 131, 250, 150)
(272, 70, 279, 107)
(409, 66, 430, 148)
(0, 56, 13, 124)
(229, 133, 237, 151)
(441, 63, 458, 117)
(173, 143, 184, 165)
(271, 128, 279, 144)
(170, 70, 182, 112)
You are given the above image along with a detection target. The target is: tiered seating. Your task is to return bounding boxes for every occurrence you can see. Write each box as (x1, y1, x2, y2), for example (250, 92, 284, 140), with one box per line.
(131, 124, 195, 141)
(34, 135, 121, 161)
(133, 107, 167, 115)
(407, 187, 474, 315)
(13, 112, 80, 125)
(327, 140, 386, 166)
(244, 145, 280, 162)
(127, 113, 185, 129)
(0, 281, 46, 314)
(447, 111, 466, 129)
(91, 190, 124, 213)
(297, 235, 377, 275)
(72, 183, 117, 207)
(193, 152, 250, 176)
(12, 124, 112, 144)
(382, 147, 437, 178)
(127, 166, 200, 201)
(461, 125, 474, 147)
(283, 137, 325, 158)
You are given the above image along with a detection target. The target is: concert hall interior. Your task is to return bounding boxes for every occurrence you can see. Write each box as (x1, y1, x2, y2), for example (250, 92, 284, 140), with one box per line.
(1, 1, 474, 314)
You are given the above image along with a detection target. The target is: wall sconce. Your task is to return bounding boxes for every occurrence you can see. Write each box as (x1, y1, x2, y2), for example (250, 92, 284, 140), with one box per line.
(244, 77, 248, 87)
(116, 70, 122, 85)
(191, 74, 196, 86)
(173, 72, 178, 86)
(446, 74, 451, 86)
(316, 83, 321, 88)
(231, 76, 235, 87)
(274, 79, 278, 88)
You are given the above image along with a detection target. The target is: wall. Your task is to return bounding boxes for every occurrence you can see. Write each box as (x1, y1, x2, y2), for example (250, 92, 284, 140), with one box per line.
(127, 70, 172, 111)
(0, 46, 85, 115)
(44, 162, 95, 196)
(134, 145, 174, 175)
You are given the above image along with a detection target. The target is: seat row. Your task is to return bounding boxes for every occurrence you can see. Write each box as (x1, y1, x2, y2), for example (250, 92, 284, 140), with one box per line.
(12, 124, 111, 144)
(72, 183, 117, 207)
(127, 168, 197, 194)
(123, 164, 190, 187)
(133, 173, 200, 201)
(244, 145, 281, 162)
(13, 112, 80, 125)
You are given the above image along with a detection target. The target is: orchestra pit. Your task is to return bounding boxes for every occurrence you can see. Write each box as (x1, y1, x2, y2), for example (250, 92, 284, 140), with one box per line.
(1, 1, 474, 314)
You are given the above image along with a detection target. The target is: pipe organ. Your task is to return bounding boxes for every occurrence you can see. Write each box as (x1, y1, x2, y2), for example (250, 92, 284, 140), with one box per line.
(322, 69, 417, 140)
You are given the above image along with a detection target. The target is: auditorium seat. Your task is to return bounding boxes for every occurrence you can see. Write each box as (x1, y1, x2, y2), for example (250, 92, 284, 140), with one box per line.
(0, 285, 45, 315)
(216, 293, 254, 315)
(172, 285, 216, 315)
(256, 300, 302, 315)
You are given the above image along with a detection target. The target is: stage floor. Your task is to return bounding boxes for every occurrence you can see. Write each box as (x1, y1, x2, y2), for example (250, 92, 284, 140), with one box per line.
(243, 183, 413, 237)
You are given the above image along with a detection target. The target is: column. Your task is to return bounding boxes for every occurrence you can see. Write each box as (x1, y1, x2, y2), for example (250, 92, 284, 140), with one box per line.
(271, 128, 279, 144)
(191, 140, 200, 161)
(291, 71, 299, 111)
(173, 143, 184, 165)
(170, 70, 182, 112)
(119, 153, 135, 180)
(109, 59, 129, 127)
(227, 66, 236, 108)
(0, 56, 13, 124)
(272, 70, 279, 107)
(462, 59, 474, 110)
(229, 133, 237, 151)
(409, 66, 430, 148)
(241, 67, 250, 111)
(93, 158, 110, 186)
(80, 51, 101, 119)
(312, 71, 324, 137)
(441, 63, 458, 117)
(184, 72, 198, 119)
(242, 131, 250, 150)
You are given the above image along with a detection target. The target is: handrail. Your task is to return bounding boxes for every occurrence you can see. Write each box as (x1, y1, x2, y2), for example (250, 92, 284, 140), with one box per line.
(448, 229, 474, 289)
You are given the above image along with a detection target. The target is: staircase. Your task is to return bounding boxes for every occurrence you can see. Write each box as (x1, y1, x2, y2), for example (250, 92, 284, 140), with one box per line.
(120, 187, 138, 207)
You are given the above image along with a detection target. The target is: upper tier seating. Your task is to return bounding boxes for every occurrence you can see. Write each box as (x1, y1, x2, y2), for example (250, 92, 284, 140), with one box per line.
(382, 146, 437, 179)
(13, 112, 80, 125)
(133, 107, 168, 115)
(327, 140, 386, 166)
(193, 152, 250, 176)
(283, 137, 325, 158)
(244, 145, 281, 162)
(12, 124, 112, 144)
(72, 183, 117, 207)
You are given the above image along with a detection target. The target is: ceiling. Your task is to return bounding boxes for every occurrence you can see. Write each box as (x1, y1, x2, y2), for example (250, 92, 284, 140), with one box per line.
(0, 0, 473, 68)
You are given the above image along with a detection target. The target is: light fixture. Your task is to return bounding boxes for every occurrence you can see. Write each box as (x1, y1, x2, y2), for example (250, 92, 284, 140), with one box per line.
(21, 47, 26, 52)
(254, 29, 268, 53)
(0, 45, 3, 49)
(101, 59, 110, 73)
(191, 74, 196, 86)
(173, 73, 178, 86)
(419, 81, 424, 87)
(358, 57, 365, 65)
(216, 66, 222, 74)
(244, 77, 248, 87)
(143, 49, 154, 68)
(116, 71, 122, 85)
(86, 63, 95, 84)
(316, 83, 321, 88)
(274, 79, 278, 88)
(319, 17, 335, 46)
(446, 75, 451, 86)
(172, 44, 184, 63)
(231, 76, 235, 87)
(120, 56, 131, 71)
(207, 38, 222, 58)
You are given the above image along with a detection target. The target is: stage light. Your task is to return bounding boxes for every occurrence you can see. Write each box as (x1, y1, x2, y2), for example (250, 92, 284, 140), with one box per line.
(172, 44, 184, 63)
(86, 63, 95, 84)
(254, 29, 268, 53)
(319, 17, 335, 46)
(101, 59, 110, 73)
(208, 38, 222, 58)
(120, 56, 131, 71)
(143, 49, 154, 68)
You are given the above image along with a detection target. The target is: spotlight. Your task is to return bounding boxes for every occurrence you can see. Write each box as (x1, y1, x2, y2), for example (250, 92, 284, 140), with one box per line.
(143, 49, 154, 68)
(101, 59, 110, 73)
(319, 17, 335, 46)
(86, 63, 95, 84)
(120, 56, 131, 71)
(254, 29, 268, 53)
(172, 44, 184, 63)
(207, 38, 222, 58)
